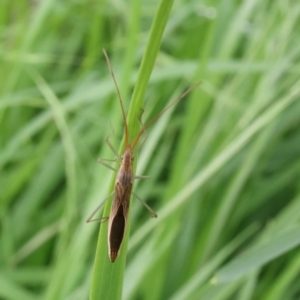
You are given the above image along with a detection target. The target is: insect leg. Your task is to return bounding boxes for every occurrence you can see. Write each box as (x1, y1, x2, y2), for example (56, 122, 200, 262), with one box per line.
(98, 136, 121, 171)
(98, 158, 118, 172)
(134, 175, 150, 179)
(86, 191, 115, 223)
(105, 137, 120, 158)
(132, 191, 157, 218)
(137, 109, 148, 150)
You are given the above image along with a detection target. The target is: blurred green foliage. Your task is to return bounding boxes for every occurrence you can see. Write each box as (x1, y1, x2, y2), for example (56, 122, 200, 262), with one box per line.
(1, 0, 300, 299)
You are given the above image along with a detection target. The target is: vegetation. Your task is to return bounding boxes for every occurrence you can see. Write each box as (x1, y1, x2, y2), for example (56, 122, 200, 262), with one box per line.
(1, 0, 300, 299)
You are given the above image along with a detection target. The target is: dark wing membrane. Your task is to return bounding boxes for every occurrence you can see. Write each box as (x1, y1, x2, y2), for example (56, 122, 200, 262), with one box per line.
(108, 183, 132, 262)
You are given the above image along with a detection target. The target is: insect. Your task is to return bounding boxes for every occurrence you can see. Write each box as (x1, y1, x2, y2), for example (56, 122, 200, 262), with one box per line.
(87, 49, 200, 262)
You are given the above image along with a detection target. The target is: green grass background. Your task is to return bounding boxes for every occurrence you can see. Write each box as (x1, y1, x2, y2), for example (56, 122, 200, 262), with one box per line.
(1, 0, 300, 299)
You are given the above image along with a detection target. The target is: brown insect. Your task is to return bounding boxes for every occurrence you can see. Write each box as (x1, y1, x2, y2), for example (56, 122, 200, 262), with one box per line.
(87, 49, 200, 262)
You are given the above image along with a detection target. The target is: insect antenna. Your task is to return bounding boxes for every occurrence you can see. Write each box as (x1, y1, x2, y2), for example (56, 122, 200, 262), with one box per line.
(131, 81, 201, 149)
(103, 49, 129, 146)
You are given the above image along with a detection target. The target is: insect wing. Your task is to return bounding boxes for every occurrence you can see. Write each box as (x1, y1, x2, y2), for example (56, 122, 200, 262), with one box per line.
(108, 183, 132, 262)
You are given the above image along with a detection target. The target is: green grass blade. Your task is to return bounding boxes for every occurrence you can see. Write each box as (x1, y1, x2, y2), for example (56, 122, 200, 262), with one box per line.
(214, 225, 300, 283)
(89, 0, 175, 299)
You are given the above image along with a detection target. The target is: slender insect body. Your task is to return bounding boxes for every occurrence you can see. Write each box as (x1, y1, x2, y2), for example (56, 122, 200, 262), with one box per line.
(108, 147, 134, 261)
(87, 49, 200, 262)
(117, 147, 134, 185)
